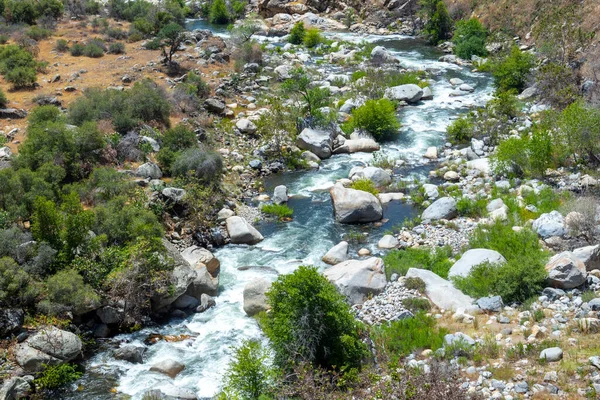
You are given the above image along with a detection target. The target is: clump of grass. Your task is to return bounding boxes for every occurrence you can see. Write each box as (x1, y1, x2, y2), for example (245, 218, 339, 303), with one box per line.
(403, 277, 426, 293)
(402, 297, 430, 313)
(384, 246, 453, 279)
(456, 196, 488, 218)
(261, 203, 293, 220)
(349, 178, 379, 195)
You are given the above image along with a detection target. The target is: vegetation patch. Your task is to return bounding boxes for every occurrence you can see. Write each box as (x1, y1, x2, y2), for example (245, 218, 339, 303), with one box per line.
(384, 246, 453, 279)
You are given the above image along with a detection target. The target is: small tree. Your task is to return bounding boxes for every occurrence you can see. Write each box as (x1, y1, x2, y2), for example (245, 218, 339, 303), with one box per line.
(288, 21, 306, 45)
(492, 46, 535, 92)
(453, 18, 487, 59)
(221, 340, 275, 400)
(158, 22, 185, 65)
(209, 0, 230, 24)
(420, 0, 452, 44)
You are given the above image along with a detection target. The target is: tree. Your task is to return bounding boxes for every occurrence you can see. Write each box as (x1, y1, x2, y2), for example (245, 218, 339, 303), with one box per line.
(260, 266, 367, 371)
(209, 0, 230, 24)
(492, 46, 535, 92)
(31, 196, 62, 250)
(288, 21, 305, 45)
(453, 18, 487, 59)
(221, 340, 275, 400)
(158, 22, 185, 65)
(420, 0, 452, 44)
(60, 191, 94, 259)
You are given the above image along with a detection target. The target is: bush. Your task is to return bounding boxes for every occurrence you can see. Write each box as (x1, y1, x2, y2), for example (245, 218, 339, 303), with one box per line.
(261, 203, 293, 220)
(5, 67, 37, 89)
(0, 88, 7, 108)
(94, 197, 163, 245)
(384, 246, 453, 279)
(556, 100, 600, 166)
(402, 297, 431, 313)
(232, 40, 262, 71)
(209, 0, 230, 24)
(288, 21, 306, 45)
(350, 98, 400, 141)
(492, 46, 535, 92)
(35, 363, 82, 389)
(70, 43, 85, 56)
(27, 26, 52, 41)
(0, 45, 40, 89)
(491, 126, 554, 178)
(304, 27, 323, 49)
(171, 147, 223, 183)
(260, 266, 367, 371)
(452, 18, 487, 59)
(349, 178, 379, 195)
(220, 340, 275, 400)
(456, 196, 487, 218)
(0, 256, 38, 307)
(536, 62, 579, 110)
(420, 0, 452, 44)
(371, 313, 448, 364)
(83, 43, 105, 58)
(55, 39, 69, 52)
(108, 42, 126, 54)
(403, 276, 426, 293)
(0, 35, 9, 45)
(40, 269, 100, 315)
(447, 114, 475, 144)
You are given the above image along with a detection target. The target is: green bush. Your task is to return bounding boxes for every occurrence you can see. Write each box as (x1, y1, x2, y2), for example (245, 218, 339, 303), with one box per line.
(420, 0, 452, 44)
(5, 67, 37, 89)
(447, 114, 475, 144)
(261, 203, 293, 219)
(209, 0, 230, 24)
(83, 43, 105, 58)
(349, 178, 379, 195)
(220, 339, 275, 400)
(350, 99, 400, 141)
(144, 37, 162, 50)
(0, 256, 38, 307)
(403, 276, 426, 293)
(288, 22, 306, 45)
(28, 105, 63, 125)
(452, 18, 487, 59)
(0, 88, 7, 108)
(171, 147, 223, 183)
(491, 127, 554, 178)
(55, 39, 69, 52)
(35, 363, 82, 389)
(371, 313, 448, 364)
(40, 269, 100, 315)
(108, 42, 126, 54)
(304, 27, 323, 49)
(0, 45, 40, 89)
(402, 297, 431, 313)
(456, 197, 487, 218)
(27, 26, 52, 41)
(492, 46, 535, 93)
(4, 0, 38, 24)
(260, 265, 367, 371)
(94, 197, 163, 245)
(536, 62, 580, 110)
(384, 246, 452, 279)
(556, 100, 600, 167)
(70, 43, 85, 56)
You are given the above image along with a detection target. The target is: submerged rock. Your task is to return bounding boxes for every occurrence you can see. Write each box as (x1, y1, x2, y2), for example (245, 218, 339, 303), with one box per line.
(150, 359, 185, 378)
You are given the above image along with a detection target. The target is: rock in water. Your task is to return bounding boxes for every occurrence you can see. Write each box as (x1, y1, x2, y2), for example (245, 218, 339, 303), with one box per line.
(273, 185, 288, 205)
(378, 235, 399, 249)
(226, 216, 264, 245)
(113, 345, 146, 364)
(296, 128, 333, 159)
(329, 184, 383, 224)
(150, 359, 185, 378)
(448, 249, 506, 278)
(322, 241, 349, 265)
(243, 278, 271, 316)
(323, 257, 386, 305)
(384, 84, 423, 103)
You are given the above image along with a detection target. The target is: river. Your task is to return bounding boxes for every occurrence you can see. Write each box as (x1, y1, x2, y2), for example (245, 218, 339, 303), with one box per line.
(65, 20, 493, 400)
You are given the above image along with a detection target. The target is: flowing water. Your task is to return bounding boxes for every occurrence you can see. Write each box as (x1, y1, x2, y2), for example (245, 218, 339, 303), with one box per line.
(66, 24, 493, 400)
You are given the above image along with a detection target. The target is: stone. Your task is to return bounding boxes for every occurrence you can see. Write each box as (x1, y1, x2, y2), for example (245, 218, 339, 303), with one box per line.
(0, 108, 27, 119)
(588, 298, 600, 311)
(153, 384, 198, 400)
(539, 347, 563, 362)
(545, 251, 586, 289)
(370, 46, 398, 65)
(273, 185, 288, 205)
(405, 268, 476, 312)
(174, 294, 199, 310)
(589, 356, 600, 370)
(322, 241, 349, 265)
(542, 287, 566, 301)
(421, 197, 457, 222)
(0, 308, 24, 337)
(332, 138, 380, 154)
(204, 98, 226, 114)
(296, 128, 333, 159)
(181, 246, 220, 276)
(533, 211, 566, 238)
(573, 245, 600, 271)
(352, 167, 391, 186)
(377, 193, 404, 203)
(422, 184, 439, 199)
(243, 278, 271, 316)
(323, 257, 387, 305)
(249, 159, 262, 169)
(217, 208, 235, 222)
(113, 345, 146, 364)
(301, 150, 320, 163)
(358, 248, 371, 256)
(226, 216, 263, 245)
(236, 118, 257, 135)
(423, 147, 438, 159)
(136, 162, 162, 179)
(96, 306, 122, 325)
(384, 84, 423, 103)
(448, 249, 506, 278)
(378, 235, 399, 249)
(444, 332, 475, 346)
(466, 158, 490, 174)
(15, 327, 82, 372)
(476, 296, 504, 312)
(421, 86, 433, 100)
(274, 64, 293, 80)
(329, 184, 383, 224)
(162, 187, 186, 203)
(443, 170, 460, 181)
(449, 78, 464, 86)
(0, 377, 31, 400)
(150, 359, 185, 378)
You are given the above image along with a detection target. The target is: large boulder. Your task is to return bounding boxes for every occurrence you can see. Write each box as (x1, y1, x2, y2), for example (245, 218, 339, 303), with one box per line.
(259, 0, 309, 17)
(243, 278, 271, 316)
(322, 241, 349, 265)
(545, 251, 586, 289)
(533, 211, 566, 238)
(0, 308, 24, 337)
(150, 359, 185, 378)
(204, 98, 226, 114)
(273, 185, 288, 205)
(0, 108, 27, 119)
(136, 162, 162, 179)
(323, 257, 387, 305)
(226, 216, 264, 245)
(421, 197, 457, 222)
(329, 184, 383, 224)
(181, 246, 220, 276)
(448, 249, 506, 278)
(573, 245, 600, 271)
(405, 268, 476, 312)
(350, 166, 391, 187)
(333, 138, 380, 154)
(370, 46, 398, 65)
(236, 118, 257, 135)
(15, 327, 82, 372)
(296, 128, 333, 159)
(384, 84, 423, 103)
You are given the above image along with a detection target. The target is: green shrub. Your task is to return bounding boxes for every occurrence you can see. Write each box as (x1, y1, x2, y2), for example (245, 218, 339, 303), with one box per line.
(94, 197, 163, 245)
(55, 39, 69, 52)
(260, 265, 367, 371)
(351, 71, 367, 82)
(144, 37, 162, 50)
(209, 0, 230, 24)
(384, 246, 453, 279)
(0, 35, 9, 45)
(0, 257, 38, 307)
(556, 100, 600, 166)
(371, 313, 448, 364)
(4, 0, 39, 24)
(70, 43, 85, 56)
(420, 0, 452, 44)
(28, 105, 63, 125)
(452, 18, 487, 59)
(447, 114, 475, 144)
(535, 62, 579, 110)
(220, 339, 275, 400)
(171, 147, 223, 182)
(5, 67, 37, 89)
(288, 22, 306, 45)
(488, 90, 520, 119)
(456, 197, 487, 218)
(83, 43, 105, 58)
(35, 363, 82, 389)
(27, 26, 52, 41)
(304, 27, 323, 49)
(350, 98, 400, 141)
(491, 127, 554, 178)
(40, 269, 100, 315)
(0, 88, 7, 108)
(349, 178, 379, 195)
(106, 27, 128, 40)
(402, 297, 431, 313)
(492, 46, 535, 93)
(261, 203, 293, 219)
(108, 42, 126, 54)
(403, 276, 426, 293)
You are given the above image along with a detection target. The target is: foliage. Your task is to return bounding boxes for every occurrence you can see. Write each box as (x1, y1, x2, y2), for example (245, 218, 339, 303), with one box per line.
(35, 363, 82, 389)
(27, 26, 52, 41)
(108, 42, 126, 54)
(261, 204, 293, 220)
(0, 44, 40, 89)
(384, 246, 453, 279)
(209, 0, 230, 24)
(55, 39, 69, 52)
(554, 100, 600, 166)
(447, 115, 475, 144)
(39, 269, 100, 315)
(535, 62, 580, 110)
(83, 42, 105, 58)
(0, 88, 7, 108)
(281, 68, 330, 122)
(402, 297, 431, 313)
(171, 147, 223, 183)
(492, 46, 535, 93)
(371, 313, 448, 364)
(349, 99, 400, 141)
(0, 257, 38, 307)
(232, 40, 262, 71)
(349, 178, 379, 195)
(452, 18, 487, 60)
(70, 43, 85, 56)
(260, 266, 367, 371)
(403, 277, 426, 293)
(220, 339, 275, 400)
(304, 27, 323, 49)
(158, 22, 185, 64)
(288, 21, 306, 45)
(351, 69, 428, 100)
(456, 196, 487, 218)
(420, 0, 452, 44)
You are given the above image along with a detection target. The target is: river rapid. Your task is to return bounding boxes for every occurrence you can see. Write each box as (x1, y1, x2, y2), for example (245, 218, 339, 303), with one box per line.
(66, 21, 493, 400)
